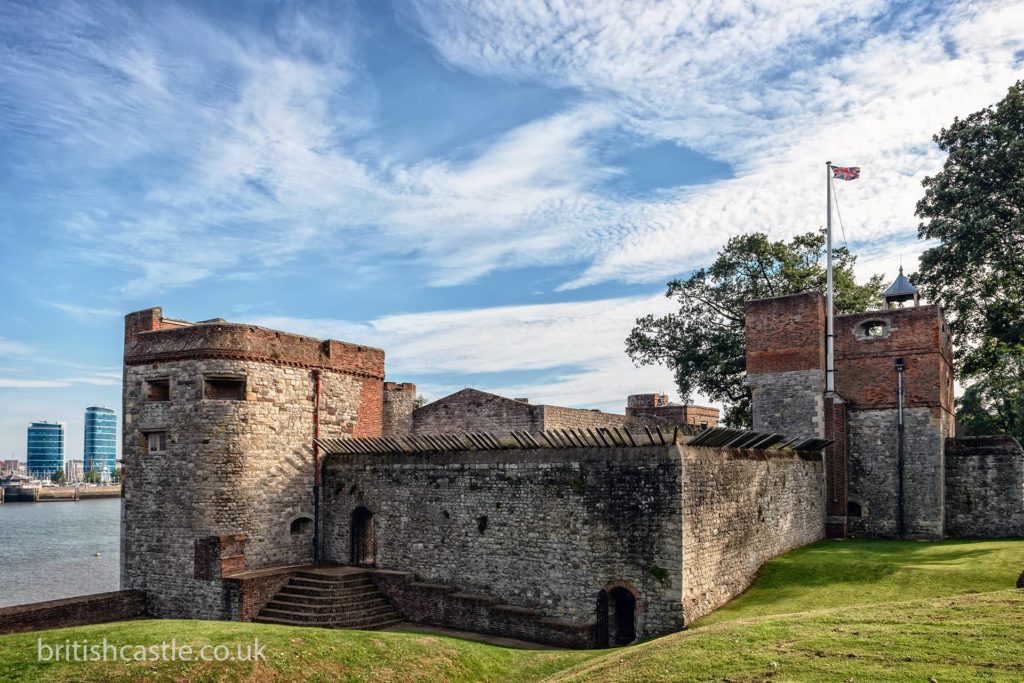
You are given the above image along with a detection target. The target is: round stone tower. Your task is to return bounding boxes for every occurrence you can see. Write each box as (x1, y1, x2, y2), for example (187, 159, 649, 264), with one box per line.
(120, 308, 386, 618)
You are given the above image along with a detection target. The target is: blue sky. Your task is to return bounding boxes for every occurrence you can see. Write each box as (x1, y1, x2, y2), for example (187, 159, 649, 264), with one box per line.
(1, 0, 1022, 460)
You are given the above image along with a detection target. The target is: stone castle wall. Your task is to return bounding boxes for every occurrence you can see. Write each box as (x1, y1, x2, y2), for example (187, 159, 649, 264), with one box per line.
(682, 448, 825, 622)
(322, 445, 686, 638)
(411, 388, 679, 437)
(846, 407, 947, 539)
(945, 436, 1024, 538)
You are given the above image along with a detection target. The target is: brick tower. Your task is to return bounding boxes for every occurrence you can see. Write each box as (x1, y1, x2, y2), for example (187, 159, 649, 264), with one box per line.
(745, 286, 955, 540)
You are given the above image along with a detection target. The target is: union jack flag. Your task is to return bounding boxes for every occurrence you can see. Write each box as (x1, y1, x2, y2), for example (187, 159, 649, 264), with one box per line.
(832, 166, 860, 180)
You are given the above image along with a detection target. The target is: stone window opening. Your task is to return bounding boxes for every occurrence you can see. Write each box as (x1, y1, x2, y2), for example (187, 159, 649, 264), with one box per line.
(203, 376, 246, 401)
(144, 431, 168, 454)
(145, 378, 170, 402)
(847, 500, 863, 518)
(351, 506, 374, 566)
(289, 516, 313, 535)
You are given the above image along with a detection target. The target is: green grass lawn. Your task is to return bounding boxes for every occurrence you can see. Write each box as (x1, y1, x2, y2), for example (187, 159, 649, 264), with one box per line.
(2, 539, 1022, 682)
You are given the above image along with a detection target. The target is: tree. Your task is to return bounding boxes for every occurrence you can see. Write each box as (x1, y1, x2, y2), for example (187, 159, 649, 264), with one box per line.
(51, 469, 66, 485)
(915, 80, 1024, 440)
(111, 467, 120, 484)
(415, 395, 430, 408)
(84, 468, 100, 484)
(626, 231, 884, 426)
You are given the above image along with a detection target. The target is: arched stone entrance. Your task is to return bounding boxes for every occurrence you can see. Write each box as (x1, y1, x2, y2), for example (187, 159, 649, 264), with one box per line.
(350, 506, 374, 566)
(595, 583, 638, 647)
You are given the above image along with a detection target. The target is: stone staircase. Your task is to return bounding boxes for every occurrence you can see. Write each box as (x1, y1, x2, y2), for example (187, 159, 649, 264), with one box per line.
(253, 568, 404, 630)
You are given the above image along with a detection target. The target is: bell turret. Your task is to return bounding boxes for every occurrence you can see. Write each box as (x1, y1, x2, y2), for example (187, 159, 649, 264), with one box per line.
(883, 266, 920, 308)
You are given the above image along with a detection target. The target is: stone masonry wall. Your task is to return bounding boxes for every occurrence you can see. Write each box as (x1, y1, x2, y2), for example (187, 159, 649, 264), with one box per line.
(413, 389, 539, 435)
(382, 382, 417, 437)
(322, 446, 685, 639)
(682, 447, 824, 623)
(538, 405, 664, 431)
(122, 358, 378, 619)
(846, 407, 946, 539)
(748, 370, 825, 438)
(945, 436, 1024, 538)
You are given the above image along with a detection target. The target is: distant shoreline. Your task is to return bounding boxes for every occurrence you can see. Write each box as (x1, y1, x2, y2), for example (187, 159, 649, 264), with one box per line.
(1, 485, 122, 503)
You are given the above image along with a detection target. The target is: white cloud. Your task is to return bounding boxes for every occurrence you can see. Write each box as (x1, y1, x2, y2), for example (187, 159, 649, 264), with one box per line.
(0, 379, 70, 388)
(47, 302, 121, 319)
(0, 339, 34, 356)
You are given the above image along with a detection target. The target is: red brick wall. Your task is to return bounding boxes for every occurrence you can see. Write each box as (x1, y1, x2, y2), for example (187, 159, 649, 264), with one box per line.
(824, 397, 848, 538)
(0, 591, 146, 635)
(353, 378, 384, 437)
(745, 293, 825, 374)
(835, 306, 953, 414)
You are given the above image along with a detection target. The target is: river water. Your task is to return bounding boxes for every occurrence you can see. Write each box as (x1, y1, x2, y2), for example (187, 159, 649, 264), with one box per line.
(0, 498, 120, 608)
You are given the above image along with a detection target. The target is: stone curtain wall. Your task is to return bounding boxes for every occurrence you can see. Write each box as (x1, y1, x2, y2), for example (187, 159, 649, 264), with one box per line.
(122, 358, 379, 619)
(946, 436, 1024, 538)
(681, 447, 825, 623)
(846, 407, 946, 539)
(412, 389, 539, 435)
(538, 405, 661, 430)
(322, 446, 685, 639)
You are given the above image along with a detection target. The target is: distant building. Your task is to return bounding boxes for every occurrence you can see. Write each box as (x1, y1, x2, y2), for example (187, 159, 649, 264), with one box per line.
(84, 406, 117, 480)
(26, 421, 64, 478)
(65, 459, 84, 482)
(1, 459, 17, 475)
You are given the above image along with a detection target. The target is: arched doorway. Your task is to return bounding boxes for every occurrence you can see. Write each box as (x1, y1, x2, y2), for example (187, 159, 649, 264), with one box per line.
(595, 585, 637, 647)
(350, 506, 374, 566)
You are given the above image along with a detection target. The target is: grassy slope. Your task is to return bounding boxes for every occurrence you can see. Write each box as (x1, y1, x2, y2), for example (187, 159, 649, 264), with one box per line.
(1, 539, 1022, 682)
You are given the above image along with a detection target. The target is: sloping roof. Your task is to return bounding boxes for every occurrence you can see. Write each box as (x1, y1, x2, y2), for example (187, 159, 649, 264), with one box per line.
(883, 266, 919, 302)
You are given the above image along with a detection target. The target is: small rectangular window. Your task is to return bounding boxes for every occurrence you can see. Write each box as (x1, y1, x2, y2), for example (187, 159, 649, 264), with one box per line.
(203, 376, 246, 400)
(146, 431, 167, 454)
(146, 378, 170, 402)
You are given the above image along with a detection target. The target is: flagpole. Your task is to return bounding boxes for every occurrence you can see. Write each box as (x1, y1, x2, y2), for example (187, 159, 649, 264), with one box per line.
(825, 160, 835, 396)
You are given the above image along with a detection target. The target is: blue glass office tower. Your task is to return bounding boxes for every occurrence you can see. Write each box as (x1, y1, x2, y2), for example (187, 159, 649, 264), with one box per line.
(84, 406, 117, 478)
(26, 421, 65, 478)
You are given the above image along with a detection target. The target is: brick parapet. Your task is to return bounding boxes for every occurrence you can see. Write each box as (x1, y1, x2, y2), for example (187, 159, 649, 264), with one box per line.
(124, 308, 385, 381)
(0, 591, 146, 635)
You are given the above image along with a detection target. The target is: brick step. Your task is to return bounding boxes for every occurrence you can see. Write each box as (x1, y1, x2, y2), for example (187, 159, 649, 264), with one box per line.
(258, 603, 400, 624)
(279, 584, 379, 598)
(289, 575, 373, 589)
(263, 595, 390, 613)
(273, 588, 384, 605)
(294, 570, 373, 583)
(253, 614, 405, 630)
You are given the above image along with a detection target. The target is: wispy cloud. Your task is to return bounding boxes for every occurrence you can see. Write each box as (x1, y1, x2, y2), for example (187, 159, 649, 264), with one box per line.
(7, 1, 1019, 297)
(0, 338, 34, 357)
(47, 302, 121, 319)
(0, 379, 70, 389)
